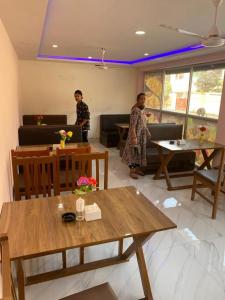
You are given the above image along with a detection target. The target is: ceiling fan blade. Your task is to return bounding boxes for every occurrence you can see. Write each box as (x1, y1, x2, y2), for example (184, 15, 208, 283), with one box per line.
(160, 24, 206, 39)
(208, 0, 223, 36)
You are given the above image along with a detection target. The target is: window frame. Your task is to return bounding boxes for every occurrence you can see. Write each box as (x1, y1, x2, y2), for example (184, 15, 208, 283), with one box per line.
(143, 64, 225, 140)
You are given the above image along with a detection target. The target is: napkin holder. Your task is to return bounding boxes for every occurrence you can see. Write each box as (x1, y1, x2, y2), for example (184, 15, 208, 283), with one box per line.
(84, 203, 101, 222)
(177, 139, 186, 146)
(53, 144, 60, 150)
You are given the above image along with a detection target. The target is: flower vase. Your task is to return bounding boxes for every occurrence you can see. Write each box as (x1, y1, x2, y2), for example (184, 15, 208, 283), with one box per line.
(60, 139, 65, 149)
(199, 133, 205, 145)
(76, 196, 85, 221)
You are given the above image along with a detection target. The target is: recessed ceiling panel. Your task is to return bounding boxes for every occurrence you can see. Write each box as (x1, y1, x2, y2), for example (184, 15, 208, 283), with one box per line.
(39, 0, 225, 63)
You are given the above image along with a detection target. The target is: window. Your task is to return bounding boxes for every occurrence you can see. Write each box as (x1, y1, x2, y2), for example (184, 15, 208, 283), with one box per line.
(143, 64, 224, 144)
(147, 110, 160, 123)
(144, 72, 163, 109)
(163, 71, 190, 113)
(161, 112, 185, 126)
(188, 68, 224, 119)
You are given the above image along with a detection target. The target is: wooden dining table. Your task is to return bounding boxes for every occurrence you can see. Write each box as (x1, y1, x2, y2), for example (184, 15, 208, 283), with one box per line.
(16, 142, 96, 154)
(0, 186, 176, 300)
(152, 139, 225, 191)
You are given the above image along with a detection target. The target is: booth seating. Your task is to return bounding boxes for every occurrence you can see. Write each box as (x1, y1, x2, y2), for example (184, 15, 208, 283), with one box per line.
(100, 114, 130, 147)
(18, 125, 82, 145)
(120, 123, 196, 173)
(23, 114, 67, 125)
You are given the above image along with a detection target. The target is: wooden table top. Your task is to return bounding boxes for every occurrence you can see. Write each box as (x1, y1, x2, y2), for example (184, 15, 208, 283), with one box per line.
(16, 143, 92, 152)
(152, 139, 225, 152)
(115, 123, 129, 129)
(0, 186, 176, 260)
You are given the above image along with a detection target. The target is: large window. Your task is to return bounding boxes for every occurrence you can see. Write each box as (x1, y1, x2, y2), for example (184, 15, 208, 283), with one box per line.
(144, 65, 225, 142)
(163, 71, 190, 113)
(144, 72, 163, 109)
(189, 68, 224, 119)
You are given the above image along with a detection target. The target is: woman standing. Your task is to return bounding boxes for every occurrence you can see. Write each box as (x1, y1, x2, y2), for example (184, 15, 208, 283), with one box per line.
(122, 93, 151, 179)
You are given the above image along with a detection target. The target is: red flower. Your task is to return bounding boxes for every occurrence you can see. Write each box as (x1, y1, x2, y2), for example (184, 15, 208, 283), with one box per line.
(199, 126, 207, 132)
(88, 177, 97, 187)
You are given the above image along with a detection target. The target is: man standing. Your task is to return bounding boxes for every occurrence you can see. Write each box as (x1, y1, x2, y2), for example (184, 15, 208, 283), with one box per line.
(74, 90, 90, 142)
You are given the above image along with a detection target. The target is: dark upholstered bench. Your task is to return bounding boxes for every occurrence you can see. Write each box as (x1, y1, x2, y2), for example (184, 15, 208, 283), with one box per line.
(100, 114, 130, 147)
(23, 114, 67, 125)
(18, 125, 82, 145)
(60, 283, 118, 300)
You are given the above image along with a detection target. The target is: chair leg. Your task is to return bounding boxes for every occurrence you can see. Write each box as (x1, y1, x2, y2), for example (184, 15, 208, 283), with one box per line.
(62, 251, 67, 268)
(191, 176, 197, 201)
(212, 190, 219, 219)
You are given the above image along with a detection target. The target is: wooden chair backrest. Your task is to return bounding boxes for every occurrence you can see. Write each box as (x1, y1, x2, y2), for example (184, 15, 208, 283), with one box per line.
(11, 149, 50, 157)
(12, 155, 58, 200)
(71, 151, 108, 190)
(0, 234, 12, 300)
(56, 147, 91, 192)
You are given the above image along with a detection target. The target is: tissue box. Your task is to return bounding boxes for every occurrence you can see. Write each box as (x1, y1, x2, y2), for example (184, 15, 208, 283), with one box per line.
(84, 203, 101, 222)
(177, 139, 186, 146)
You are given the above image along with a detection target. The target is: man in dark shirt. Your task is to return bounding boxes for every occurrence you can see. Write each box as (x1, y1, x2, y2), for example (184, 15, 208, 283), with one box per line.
(74, 90, 90, 142)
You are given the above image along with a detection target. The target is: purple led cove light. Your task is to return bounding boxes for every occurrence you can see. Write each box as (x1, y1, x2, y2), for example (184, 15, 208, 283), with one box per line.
(130, 44, 205, 64)
(37, 44, 205, 65)
(37, 54, 130, 65)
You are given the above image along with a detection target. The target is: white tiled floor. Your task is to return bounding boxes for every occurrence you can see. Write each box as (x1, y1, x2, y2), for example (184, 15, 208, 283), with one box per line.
(17, 142, 225, 299)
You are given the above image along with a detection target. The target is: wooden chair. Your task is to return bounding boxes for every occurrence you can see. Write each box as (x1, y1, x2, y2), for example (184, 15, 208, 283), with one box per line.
(11, 149, 50, 157)
(71, 151, 109, 191)
(71, 151, 109, 264)
(56, 146, 91, 192)
(0, 234, 14, 300)
(12, 155, 59, 200)
(60, 283, 118, 300)
(191, 148, 225, 219)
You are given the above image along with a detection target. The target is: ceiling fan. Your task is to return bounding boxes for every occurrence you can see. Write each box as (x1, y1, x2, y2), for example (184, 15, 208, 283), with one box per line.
(95, 48, 108, 70)
(160, 0, 225, 47)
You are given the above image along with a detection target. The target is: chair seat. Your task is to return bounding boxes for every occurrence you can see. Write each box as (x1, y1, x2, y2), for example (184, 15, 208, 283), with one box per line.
(195, 169, 220, 184)
(60, 283, 118, 300)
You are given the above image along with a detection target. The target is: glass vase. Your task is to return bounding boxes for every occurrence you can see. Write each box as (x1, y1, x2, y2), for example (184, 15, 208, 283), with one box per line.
(76, 197, 85, 221)
(199, 133, 205, 145)
(60, 139, 65, 149)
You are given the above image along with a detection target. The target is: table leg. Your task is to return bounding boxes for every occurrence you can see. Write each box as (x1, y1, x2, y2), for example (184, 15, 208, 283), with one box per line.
(198, 149, 218, 170)
(117, 128, 122, 149)
(122, 234, 154, 299)
(154, 150, 174, 190)
(16, 259, 25, 300)
(134, 238, 153, 300)
(80, 247, 84, 264)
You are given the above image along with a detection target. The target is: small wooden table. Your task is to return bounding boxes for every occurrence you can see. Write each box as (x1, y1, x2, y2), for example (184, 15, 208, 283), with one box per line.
(115, 123, 129, 148)
(0, 186, 176, 300)
(152, 139, 225, 191)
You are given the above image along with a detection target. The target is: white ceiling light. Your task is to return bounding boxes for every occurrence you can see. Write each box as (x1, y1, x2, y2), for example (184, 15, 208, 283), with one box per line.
(135, 30, 145, 35)
(144, 53, 149, 56)
(52, 44, 58, 48)
(88, 56, 92, 59)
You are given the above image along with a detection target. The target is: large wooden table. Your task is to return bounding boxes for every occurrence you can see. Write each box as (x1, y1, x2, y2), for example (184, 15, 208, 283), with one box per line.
(0, 186, 176, 300)
(152, 139, 225, 191)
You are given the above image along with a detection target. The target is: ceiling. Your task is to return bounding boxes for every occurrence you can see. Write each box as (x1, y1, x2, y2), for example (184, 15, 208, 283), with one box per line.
(1, 0, 225, 66)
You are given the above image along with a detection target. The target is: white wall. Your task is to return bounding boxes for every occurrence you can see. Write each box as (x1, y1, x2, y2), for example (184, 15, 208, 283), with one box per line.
(19, 60, 137, 138)
(0, 19, 19, 206)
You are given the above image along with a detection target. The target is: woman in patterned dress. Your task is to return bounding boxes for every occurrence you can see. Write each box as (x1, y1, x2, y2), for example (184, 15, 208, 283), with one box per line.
(122, 93, 151, 179)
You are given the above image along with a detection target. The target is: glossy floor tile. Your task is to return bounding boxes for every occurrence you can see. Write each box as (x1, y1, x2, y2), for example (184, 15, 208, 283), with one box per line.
(12, 142, 225, 299)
